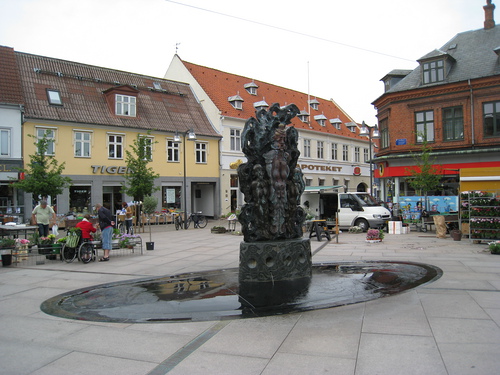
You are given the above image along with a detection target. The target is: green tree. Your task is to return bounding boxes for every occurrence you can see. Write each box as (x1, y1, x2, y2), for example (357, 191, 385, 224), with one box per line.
(12, 131, 72, 201)
(122, 133, 160, 201)
(405, 136, 441, 205)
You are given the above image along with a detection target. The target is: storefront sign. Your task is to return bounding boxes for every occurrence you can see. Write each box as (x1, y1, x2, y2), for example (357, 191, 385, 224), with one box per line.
(299, 164, 342, 172)
(91, 165, 131, 174)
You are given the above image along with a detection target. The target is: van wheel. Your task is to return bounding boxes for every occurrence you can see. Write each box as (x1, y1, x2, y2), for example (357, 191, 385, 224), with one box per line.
(354, 219, 369, 232)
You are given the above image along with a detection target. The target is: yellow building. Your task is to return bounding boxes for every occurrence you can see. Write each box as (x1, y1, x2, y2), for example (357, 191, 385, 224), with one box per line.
(15, 50, 221, 219)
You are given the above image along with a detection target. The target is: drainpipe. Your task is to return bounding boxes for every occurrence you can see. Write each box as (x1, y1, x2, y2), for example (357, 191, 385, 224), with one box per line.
(468, 79, 475, 147)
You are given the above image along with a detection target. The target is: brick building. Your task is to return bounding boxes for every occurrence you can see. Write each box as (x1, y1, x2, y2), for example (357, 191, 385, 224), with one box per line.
(372, 0, 500, 202)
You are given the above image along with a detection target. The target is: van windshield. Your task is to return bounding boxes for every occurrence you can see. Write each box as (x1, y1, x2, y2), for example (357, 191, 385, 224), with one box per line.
(352, 193, 380, 207)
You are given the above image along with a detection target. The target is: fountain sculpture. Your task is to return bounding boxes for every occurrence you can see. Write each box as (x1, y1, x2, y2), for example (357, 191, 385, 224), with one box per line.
(237, 103, 312, 307)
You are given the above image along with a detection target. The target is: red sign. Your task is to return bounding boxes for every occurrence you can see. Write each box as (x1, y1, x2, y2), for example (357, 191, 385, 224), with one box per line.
(353, 166, 361, 176)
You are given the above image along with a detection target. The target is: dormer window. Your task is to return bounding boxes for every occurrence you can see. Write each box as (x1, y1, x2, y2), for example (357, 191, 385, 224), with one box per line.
(253, 100, 269, 111)
(244, 81, 258, 95)
(298, 109, 310, 123)
(308, 98, 320, 111)
(330, 118, 342, 130)
(422, 59, 444, 84)
(345, 122, 357, 133)
(314, 114, 327, 126)
(116, 94, 136, 117)
(228, 94, 244, 110)
(46, 89, 62, 105)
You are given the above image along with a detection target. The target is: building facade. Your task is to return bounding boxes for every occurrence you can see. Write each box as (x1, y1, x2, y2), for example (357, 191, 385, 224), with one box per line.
(165, 56, 375, 219)
(0, 46, 25, 223)
(372, 1, 500, 202)
(10, 50, 221, 221)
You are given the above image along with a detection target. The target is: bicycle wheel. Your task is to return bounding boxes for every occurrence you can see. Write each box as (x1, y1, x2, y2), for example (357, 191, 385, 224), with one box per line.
(174, 217, 180, 230)
(118, 222, 126, 234)
(197, 215, 208, 228)
(79, 242, 94, 264)
(62, 243, 77, 263)
(185, 216, 191, 229)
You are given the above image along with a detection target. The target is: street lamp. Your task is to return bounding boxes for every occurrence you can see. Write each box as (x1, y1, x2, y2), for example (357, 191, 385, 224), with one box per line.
(359, 121, 380, 195)
(174, 129, 196, 229)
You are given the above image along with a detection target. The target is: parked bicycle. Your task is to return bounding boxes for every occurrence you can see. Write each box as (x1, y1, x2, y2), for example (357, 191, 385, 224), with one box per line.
(173, 211, 184, 231)
(185, 212, 208, 229)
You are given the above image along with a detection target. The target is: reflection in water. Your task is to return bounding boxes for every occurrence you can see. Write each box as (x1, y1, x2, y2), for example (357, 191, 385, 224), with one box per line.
(41, 261, 442, 323)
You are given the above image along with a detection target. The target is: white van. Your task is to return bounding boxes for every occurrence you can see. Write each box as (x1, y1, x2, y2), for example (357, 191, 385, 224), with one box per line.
(304, 192, 391, 231)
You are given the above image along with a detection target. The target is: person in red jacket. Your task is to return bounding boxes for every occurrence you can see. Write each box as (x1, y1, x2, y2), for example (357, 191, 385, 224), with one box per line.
(76, 214, 97, 240)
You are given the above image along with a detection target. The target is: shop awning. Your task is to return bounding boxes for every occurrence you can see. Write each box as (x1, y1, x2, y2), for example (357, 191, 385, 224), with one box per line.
(303, 185, 343, 193)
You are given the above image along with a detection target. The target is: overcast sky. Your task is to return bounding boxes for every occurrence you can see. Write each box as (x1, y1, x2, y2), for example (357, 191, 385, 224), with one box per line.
(0, 0, 489, 124)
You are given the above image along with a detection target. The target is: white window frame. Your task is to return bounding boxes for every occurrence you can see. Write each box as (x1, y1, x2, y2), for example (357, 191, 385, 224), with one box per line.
(140, 136, 154, 161)
(342, 144, 349, 161)
(195, 142, 208, 164)
(74, 130, 92, 158)
(230, 128, 241, 151)
(115, 94, 137, 117)
(331, 143, 338, 160)
(303, 139, 311, 158)
(317, 141, 324, 159)
(36, 127, 56, 155)
(107, 133, 124, 159)
(363, 148, 369, 163)
(0, 129, 10, 157)
(167, 138, 180, 162)
(230, 100, 243, 110)
(354, 147, 360, 163)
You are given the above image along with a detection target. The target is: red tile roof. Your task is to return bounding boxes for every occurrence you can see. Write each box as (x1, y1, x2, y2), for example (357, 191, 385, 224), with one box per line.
(15, 52, 220, 138)
(181, 58, 369, 141)
(0, 46, 24, 104)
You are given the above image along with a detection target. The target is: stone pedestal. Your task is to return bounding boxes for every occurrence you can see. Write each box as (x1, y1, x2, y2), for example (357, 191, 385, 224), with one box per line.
(239, 238, 312, 282)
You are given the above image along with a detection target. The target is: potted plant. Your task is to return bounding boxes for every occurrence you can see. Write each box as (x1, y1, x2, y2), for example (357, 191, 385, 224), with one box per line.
(118, 233, 141, 248)
(15, 238, 31, 261)
(489, 241, 500, 254)
(1, 238, 16, 266)
(366, 229, 384, 243)
(38, 234, 56, 254)
(142, 195, 158, 250)
(211, 226, 227, 234)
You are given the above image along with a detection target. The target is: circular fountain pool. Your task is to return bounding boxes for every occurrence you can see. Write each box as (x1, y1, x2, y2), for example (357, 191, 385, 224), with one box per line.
(41, 261, 442, 323)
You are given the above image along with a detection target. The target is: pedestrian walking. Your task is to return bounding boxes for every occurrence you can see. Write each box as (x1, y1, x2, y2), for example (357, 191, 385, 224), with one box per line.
(96, 203, 114, 261)
(31, 200, 56, 237)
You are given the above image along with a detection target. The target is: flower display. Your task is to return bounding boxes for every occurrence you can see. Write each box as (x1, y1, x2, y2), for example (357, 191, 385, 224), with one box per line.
(366, 229, 384, 241)
(118, 233, 141, 248)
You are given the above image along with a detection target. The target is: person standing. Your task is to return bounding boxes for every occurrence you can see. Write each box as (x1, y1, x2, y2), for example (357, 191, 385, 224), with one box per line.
(31, 200, 56, 237)
(122, 202, 133, 234)
(96, 203, 114, 262)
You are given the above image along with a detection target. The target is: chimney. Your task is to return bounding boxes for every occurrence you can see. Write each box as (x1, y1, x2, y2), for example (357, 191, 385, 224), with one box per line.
(484, 0, 496, 29)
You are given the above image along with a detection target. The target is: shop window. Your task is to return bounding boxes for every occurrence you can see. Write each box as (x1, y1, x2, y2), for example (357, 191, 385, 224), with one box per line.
(69, 186, 91, 214)
(163, 186, 181, 209)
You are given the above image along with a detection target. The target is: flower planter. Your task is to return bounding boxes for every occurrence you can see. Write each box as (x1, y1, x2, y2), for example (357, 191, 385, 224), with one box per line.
(450, 230, 462, 241)
(1, 253, 13, 266)
(365, 239, 381, 243)
(37, 245, 53, 255)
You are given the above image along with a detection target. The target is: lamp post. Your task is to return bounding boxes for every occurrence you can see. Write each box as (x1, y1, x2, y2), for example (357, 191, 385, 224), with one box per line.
(174, 129, 196, 229)
(359, 121, 380, 195)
